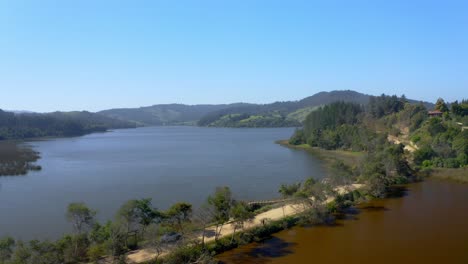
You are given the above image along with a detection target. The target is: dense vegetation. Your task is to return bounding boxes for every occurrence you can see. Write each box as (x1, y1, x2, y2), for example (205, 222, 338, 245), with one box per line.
(411, 99, 468, 168)
(290, 94, 467, 194)
(0, 110, 136, 140)
(290, 102, 371, 150)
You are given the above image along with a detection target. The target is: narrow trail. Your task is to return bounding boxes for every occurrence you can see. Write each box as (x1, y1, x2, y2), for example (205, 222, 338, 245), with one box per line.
(126, 184, 364, 263)
(387, 126, 418, 153)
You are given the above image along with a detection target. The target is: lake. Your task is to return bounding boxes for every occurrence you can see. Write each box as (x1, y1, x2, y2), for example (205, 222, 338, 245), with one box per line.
(0, 126, 326, 240)
(217, 179, 468, 264)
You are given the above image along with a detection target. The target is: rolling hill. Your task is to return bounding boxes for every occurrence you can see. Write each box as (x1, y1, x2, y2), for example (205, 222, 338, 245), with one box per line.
(97, 90, 434, 128)
(98, 103, 252, 126)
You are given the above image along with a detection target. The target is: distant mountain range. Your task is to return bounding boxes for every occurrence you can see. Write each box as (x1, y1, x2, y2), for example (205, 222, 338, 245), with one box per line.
(98, 90, 434, 128)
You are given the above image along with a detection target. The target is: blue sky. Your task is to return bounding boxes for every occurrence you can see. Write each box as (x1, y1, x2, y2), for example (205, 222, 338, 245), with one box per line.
(0, 0, 467, 112)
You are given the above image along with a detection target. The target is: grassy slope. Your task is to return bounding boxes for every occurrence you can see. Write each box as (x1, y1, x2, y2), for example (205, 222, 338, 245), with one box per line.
(286, 105, 321, 123)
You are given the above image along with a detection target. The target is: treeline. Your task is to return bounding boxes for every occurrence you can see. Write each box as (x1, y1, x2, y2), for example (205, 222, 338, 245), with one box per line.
(290, 95, 428, 149)
(0, 110, 137, 140)
(289, 101, 373, 151)
(293, 102, 371, 150)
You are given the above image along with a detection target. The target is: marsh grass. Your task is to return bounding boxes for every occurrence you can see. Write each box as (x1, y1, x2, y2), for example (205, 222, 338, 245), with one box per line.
(427, 167, 468, 183)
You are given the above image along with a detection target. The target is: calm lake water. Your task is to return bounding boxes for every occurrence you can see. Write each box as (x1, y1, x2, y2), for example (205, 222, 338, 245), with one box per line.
(0, 126, 326, 240)
(217, 179, 468, 264)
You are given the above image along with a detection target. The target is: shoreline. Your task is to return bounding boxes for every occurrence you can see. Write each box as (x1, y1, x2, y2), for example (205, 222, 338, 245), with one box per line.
(126, 142, 367, 263)
(275, 140, 365, 167)
(423, 167, 468, 183)
(126, 183, 364, 263)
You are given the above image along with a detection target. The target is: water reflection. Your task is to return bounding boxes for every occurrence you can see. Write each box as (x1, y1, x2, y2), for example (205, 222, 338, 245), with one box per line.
(219, 237, 296, 264)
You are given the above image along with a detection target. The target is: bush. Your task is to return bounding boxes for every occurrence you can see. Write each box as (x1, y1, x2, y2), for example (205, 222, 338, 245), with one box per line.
(411, 135, 421, 143)
(289, 129, 305, 145)
(163, 245, 214, 264)
(422, 160, 433, 168)
(443, 158, 460, 168)
(414, 145, 436, 165)
(87, 244, 106, 262)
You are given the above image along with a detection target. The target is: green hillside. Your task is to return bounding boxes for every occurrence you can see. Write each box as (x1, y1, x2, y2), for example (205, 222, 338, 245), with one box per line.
(288, 95, 467, 196)
(98, 103, 250, 126)
(197, 90, 371, 127)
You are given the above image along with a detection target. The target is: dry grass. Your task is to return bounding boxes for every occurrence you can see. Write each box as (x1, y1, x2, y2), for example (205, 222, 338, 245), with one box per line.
(428, 168, 468, 183)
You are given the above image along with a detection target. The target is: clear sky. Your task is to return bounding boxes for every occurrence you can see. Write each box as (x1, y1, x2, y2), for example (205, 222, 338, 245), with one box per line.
(1, 0, 467, 112)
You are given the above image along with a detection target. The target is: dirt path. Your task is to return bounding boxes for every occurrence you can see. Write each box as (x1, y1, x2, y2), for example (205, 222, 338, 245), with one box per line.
(387, 134, 418, 153)
(126, 184, 363, 263)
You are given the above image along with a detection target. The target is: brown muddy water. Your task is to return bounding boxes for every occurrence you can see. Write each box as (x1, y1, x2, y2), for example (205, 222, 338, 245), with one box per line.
(217, 179, 468, 264)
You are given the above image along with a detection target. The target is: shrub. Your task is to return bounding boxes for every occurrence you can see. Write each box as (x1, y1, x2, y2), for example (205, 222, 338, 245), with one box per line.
(87, 244, 106, 262)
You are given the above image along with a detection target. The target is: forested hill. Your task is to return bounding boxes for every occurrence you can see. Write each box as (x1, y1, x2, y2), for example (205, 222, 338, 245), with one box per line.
(290, 96, 467, 168)
(0, 110, 137, 140)
(98, 103, 251, 126)
(197, 90, 433, 127)
(288, 96, 467, 196)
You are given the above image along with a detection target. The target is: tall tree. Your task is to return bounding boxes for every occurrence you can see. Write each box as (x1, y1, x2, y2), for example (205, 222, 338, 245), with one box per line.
(66, 202, 96, 234)
(0, 237, 15, 263)
(435, 98, 448, 112)
(116, 200, 140, 248)
(229, 202, 254, 243)
(135, 198, 160, 239)
(207, 186, 233, 241)
(166, 202, 193, 234)
(193, 204, 215, 248)
(278, 183, 300, 216)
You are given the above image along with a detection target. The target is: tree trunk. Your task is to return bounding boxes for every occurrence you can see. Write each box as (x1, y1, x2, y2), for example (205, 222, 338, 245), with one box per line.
(125, 222, 131, 249)
(217, 224, 224, 241)
(230, 225, 237, 244)
(201, 224, 206, 248)
(214, 223, 224, 241)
